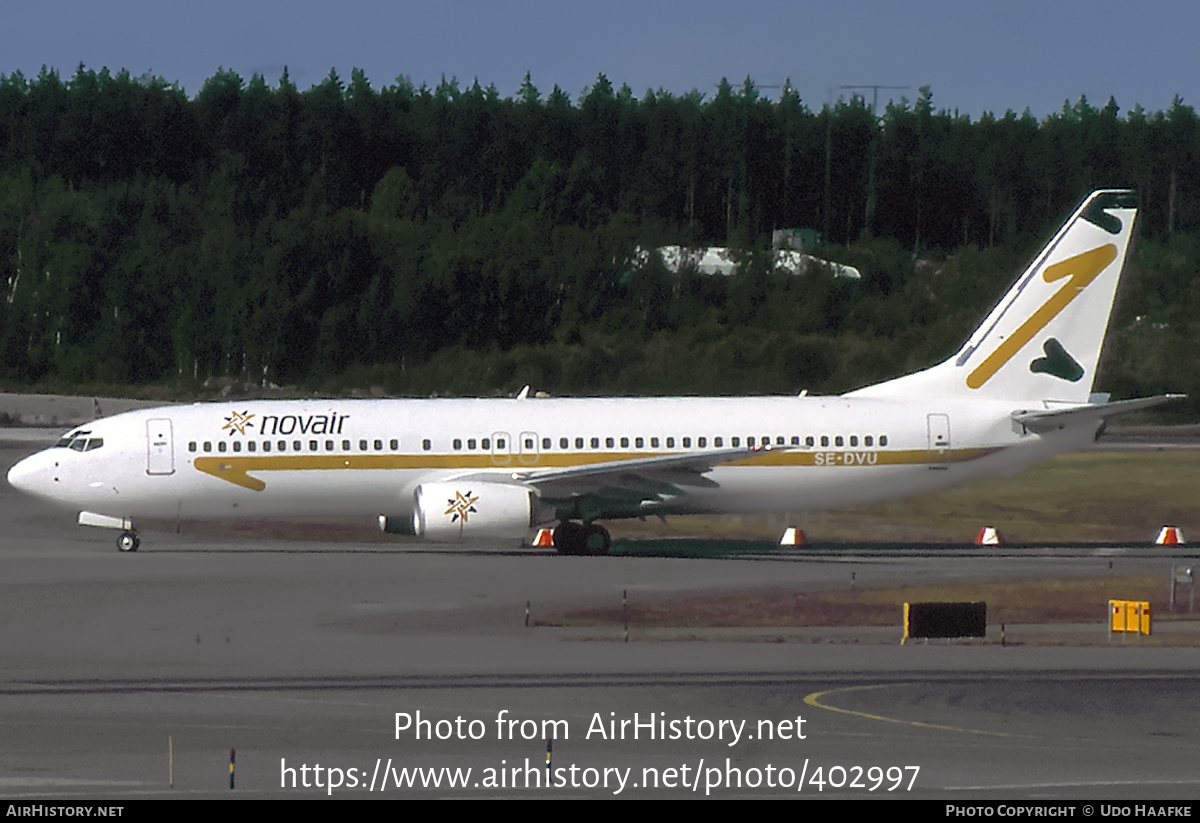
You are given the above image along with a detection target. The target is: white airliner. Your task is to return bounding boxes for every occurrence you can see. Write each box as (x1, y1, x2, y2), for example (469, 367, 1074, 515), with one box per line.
(6, 190, 1178, 554)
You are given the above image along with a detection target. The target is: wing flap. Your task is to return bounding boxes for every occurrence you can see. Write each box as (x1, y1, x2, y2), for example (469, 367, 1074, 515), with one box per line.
(451, 446, 777, 501)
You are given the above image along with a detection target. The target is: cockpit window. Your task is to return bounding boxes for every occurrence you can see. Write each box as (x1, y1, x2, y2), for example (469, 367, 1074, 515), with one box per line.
(56, 431, 99, 451)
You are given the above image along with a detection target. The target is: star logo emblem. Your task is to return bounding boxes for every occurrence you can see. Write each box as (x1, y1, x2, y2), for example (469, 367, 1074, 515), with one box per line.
(222, 410, 256, 436)
(445, 490, 479, 524)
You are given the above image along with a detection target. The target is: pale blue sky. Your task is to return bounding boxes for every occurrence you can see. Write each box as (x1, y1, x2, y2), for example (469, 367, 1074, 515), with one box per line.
(5, 0, 1197, 118)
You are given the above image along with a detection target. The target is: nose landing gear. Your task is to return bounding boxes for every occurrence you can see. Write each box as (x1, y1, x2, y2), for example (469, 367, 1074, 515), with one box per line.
(117, 531, 141, 552)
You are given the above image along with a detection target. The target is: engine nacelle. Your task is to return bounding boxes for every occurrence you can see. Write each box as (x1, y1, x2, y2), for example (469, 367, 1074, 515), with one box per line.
(380, 481, 539, 542)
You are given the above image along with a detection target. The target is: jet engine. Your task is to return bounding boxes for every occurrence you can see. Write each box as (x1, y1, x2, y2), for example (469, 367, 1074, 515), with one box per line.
(379, 481, 546, 542)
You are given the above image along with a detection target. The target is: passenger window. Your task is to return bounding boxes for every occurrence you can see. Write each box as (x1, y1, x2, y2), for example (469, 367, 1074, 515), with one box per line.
(359, 440, 368, 451)
(791, 436, 800, 446)
(865, 436, 874, 446)
(188, 442, 197, 452)
(248, 441, 257, 452)
(714, 437, 722, 447)
(232, 441, 241, 453)
(342, 440, 350, 450)
(835, 436, 844, 447)
(482, 438, 490, 450)
(497, 438, 506, 449)
(820, 436, 829, 447)
(806, 436, 815, 447)
(620, 437, 628, 448)
(422, 439, 432, 451)
(525, 438, 534, 449)
(635, 437, 644, 448)
(293, 441, 301, 451)
(880, 435, 889, 447)
(309, 440, 318, 451)
(203, 442, 212, 452)
(575, 438, 584, 449)
(747, 437, 755, 447)
(666, 437, 675, 448)
(279, 441, 287, 451)
(543, 438, 552, 449)
(590, 437, 599, 448)
(468, 439, 477, 450)
(776, 436, 785, 445)
(606, 437, 614, 448)
(650, 437, 659, 448)
(453, 439, 462, 450)
(390, 439, 399, 450)
(849, 435, 858, 447)
(732, 437, 740, 447)
(374, 440, 383, 451)
(697, 437, 706, 447)
(683, 437, 691, 448)
(560, 438, 569, 449)
(262, 441, 271, 452)
(326, 440, 334, 451)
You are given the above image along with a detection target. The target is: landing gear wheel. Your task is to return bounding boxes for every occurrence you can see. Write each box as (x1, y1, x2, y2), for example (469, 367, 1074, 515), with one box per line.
(117, 531, 140, 553)
(583, 523, 611, 555)
(553, 521, 610, 555)
(553, 521, 584, 555)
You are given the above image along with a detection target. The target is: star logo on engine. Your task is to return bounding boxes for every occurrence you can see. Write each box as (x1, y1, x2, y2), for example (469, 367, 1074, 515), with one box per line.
(222, 410, 256, 436)
(445, 490, 479, 523)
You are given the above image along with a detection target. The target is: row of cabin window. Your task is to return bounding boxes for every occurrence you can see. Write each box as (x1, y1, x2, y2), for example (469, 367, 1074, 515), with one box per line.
(189, 433, 891, 455)
(457, 434, 889, 450)
(190, 438, 405, 454)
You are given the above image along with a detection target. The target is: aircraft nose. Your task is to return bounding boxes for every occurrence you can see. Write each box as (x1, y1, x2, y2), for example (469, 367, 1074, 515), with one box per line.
(7, 451, 55, 498)
(7, 454, 34, 491)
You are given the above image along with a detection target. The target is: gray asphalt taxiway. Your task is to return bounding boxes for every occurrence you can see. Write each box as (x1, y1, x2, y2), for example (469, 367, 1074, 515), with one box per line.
(2, 441, 1199, 800)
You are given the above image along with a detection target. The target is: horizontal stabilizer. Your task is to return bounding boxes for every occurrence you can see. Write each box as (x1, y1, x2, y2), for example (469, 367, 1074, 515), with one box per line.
(1011, 394, 1184, 433)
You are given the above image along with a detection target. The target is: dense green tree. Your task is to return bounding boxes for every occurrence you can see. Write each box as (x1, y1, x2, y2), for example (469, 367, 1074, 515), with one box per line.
(0, 66, 1196, 412)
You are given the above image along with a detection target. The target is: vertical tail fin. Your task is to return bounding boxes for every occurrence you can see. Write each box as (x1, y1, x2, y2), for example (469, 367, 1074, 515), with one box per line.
(850, 190, 1138, 402)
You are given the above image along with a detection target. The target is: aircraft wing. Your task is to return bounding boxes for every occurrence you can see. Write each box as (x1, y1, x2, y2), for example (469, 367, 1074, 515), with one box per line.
(454, 446, 776, 500)
(1011, 394, 1184, 434)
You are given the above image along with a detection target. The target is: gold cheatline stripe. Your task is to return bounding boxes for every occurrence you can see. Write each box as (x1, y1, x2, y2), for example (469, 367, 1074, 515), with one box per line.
(193, 447, 1002, 491)
(966, 244, 1117, 390)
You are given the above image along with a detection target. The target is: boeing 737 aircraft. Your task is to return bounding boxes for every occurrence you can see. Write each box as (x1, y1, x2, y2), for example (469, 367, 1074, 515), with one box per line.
(6, 190, 1178, 554)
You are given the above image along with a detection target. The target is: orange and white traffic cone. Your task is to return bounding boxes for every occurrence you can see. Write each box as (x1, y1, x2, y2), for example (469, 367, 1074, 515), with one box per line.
(1155, 526, 1186, 545)
(975, 527, 1004, 546)
(779, 527, 808, 546)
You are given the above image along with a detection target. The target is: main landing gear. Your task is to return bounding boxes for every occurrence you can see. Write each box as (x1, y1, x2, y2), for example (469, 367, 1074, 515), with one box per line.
(116, 531, 141, 552)
(552, 521, 611, 556)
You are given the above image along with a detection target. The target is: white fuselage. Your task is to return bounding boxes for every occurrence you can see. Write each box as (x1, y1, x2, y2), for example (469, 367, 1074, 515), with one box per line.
(6, 395, 1090, 526)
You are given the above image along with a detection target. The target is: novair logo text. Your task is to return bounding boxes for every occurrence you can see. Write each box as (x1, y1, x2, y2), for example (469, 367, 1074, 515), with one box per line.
(256, 412, 350, 436)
